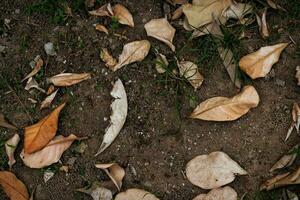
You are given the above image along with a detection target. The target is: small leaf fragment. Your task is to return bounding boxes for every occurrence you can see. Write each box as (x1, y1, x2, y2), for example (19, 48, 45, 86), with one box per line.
(77, 181, 113, 200)
(256, 8, 269, 38)
(40, 89, 59, 109)
(88, 3, 113, 17)
(178, 61, 204, 90)
(266, 0, 286, 11)
(295, 66, 300, 86)
(155, 53, 169, 74)
(269, 145, 298, 172)
(48, 73, 91, 87)
(25, 77, 46, 93)
(95, 24, 109, 34)
(44, 42, 57, 56)
(22, 55, 43, 82)
(112, 4, 134, 27)
(115, 188, 160, 200)
(100, 48, 118, 70)
(43, 170, 55, 183)
(0, 114, 17, 130)
(193, 186, 237, 200)
(5, 134, 20, 170)
(285, 102, 300, 141)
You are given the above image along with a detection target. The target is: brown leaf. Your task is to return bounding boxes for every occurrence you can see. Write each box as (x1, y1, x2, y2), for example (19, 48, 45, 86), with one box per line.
(256, 8, 269, 38)
(0, 171, 29, 200)
(89, 3, 113, 17)
(285, 102, 300, 141)
(193, 186, 237, 200)
(178, 61, 204, 90)
(270, 145, 298, 172)
(190, 85, 259, 121)
(295, 66, 300, 86)
(95, 24, 109, 34)
(22, 55, 43, 82)
(48, 73, 91, 87)
(100, 48, 118, 70)
(24, 103, 66, 154)
(115, 188, 160, 200)
(40, 89, 59, 109)
(171, 5, 184, 20)
(0, 114, 17, 130)
(239, 43, 288, 79)
(112, 4, 134, 27)
(145, 18, 176, 51)
(46, 85, 55, 95)
(21, 134, 78, 168)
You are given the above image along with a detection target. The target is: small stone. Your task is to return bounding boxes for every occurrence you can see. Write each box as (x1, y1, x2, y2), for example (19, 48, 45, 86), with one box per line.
(275, 79, 285, 87)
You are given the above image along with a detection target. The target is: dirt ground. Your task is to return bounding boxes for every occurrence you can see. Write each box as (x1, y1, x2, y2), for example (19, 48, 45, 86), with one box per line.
(0, 0, 300, 199)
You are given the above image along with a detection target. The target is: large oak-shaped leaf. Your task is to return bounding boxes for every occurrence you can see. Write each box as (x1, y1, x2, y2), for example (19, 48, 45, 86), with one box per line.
(193, 186, 237, 200)
(0, 171, 29, 200)
(190, 85, 259, 121)
(115, 188, 160, 200)
(144, 18, 176, 51)
(48, 73, 91, 87)
(112, 4, 134, 27)
(24, 103, 66, 154)
(239, 43, 288, 79)
(113, 40, 151, 71)
(186, 151, 248, 189)
(21, 134, 78, 168)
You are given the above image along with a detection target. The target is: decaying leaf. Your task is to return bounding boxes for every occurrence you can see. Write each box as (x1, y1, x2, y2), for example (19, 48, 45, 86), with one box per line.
(48, 73, 91, 87)
(24, 103, 66, 154)
(25, 77, 46, 93)
(100, 48, 118, 70)
(178, 61, 204, 90)
(191, 16, 226, 38)
(89, 3, 113, 17)
(0, 171, 29, 200)
(261, 166, 300, 191)
(47, 85, 55, 95)
(190, 85, 259, 121)
(5, 134, 20, 170)
(44, 42, 57, 56)
(193, 186, 237, 200)
(22, 55, 43, 82)
(155, 53, 169, 74)
(21, 134, 78, 168)
(256, 8, 269, 38)
(115, 188, 160, 200)
(40, 89, 59, 109)
(285, 102, 300, 141)
(145, 18, 176, 51)
(112, 4, 134, 27)
(295, 66, 300, 86)
(171, 5, 184, 20)
(95, 163, 125, 191)
(223, 2, 252, 20)
(43, 170, 55, 183)
(270, 145, 299, 172)
(77, 181, 113, 200)
(186, 151, 248, 189)
(113, 40, 151, 71)
(239, 43, 288, 79)
(0, 114, 17, 130)
(95, 79, 127, 155)
(95, 24, 109, 34)
(266, 0, 286, 11)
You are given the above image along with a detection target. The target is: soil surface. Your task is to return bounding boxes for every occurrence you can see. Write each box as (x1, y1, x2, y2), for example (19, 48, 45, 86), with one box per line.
(0, 0, 300, 200)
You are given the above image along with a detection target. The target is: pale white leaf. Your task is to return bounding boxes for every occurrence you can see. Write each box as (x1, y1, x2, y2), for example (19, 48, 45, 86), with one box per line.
(40, 89, 59, 109)
(5, 134, 20, 170)
(178, 61, 204, 90)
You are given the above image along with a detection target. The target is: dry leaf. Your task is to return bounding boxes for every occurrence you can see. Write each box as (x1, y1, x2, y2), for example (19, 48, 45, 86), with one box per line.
(193, 186, 237, 200)
(43, 170, 55, 183)
(256, 8, 269, 38)
(191, 16, 227, 38)
(261, 166, 300, 190)
(295, 66, 300, 86)
(145, 18, 176, 51)
(77, 181, 113, 200)
(25, 77, 46, 93)
(95, 163, 125, 191)
(22, 55, 43, 82)
(178, 61, 204, 90)
(155, 53, 169, 74)
(24, 103, 66, 154)
(5, 134, 20, 170)
(0, 114, 17, 130)
(270, 145, 299, 172)
(190, 85, 259, 121)
(95, 79, 127, 155)
(44, 42, 57, 56)
(115, 188, 160, 200)
(46, 85, 55, 95)
(286, 190, 299, 200)
(171, 5, 184, 20)
(285, 102, 300, 141)
(266, 0, 286, 11)
(186, 151, 248, 189)
(183, 17, 194, 31)
(0, 171, 29, 200)
(95, 24, 109, 34)
(100, 48, 118, 70)
(89, 3, 113, 17)
(223, 2, 253, 20)
(48, 73, 91, 87)
(21, 134, 78, 168)
(239, 43, 288, 79)
(40, 89, 59, 109)
(112, 4, 134, 27)
(113, 40, 151, 71)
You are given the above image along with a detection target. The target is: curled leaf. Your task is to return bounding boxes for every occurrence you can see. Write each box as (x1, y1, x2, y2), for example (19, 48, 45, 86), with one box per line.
(48, 73, 91, 87)
(145, 18, 176, 51)
(186, 151, 248, 189)
(77, 181, 113, 200)
(21, 134, 78, 168)
(190, 85, 259, 121)
(112, 4, 134, 27)
(24, 103, 66, 154)
(25, 77, 46, 93)
(89, 3, 113, 17)
(0, 114, 17, 130)
(5, 134, 20, 170)
(113, 40, 151, 71)
(270, 145, 299, 172)
(178, 61, 204, 90)
(239, 43, 288, 79)
(95, 24, 109, 34)
(256, 8, 269, 38)
(0, 171, 29, 200)
(155, 53, 169, 74)
(115, 188, 160, 200)
(22, 55, 43, 82)
(95, 79, 127, 155)
(285, 102, 300, 141)
(223, 2, 253, 20)
(40, 89, 59, 110)
(193, 186, 237, 200)
(295, 66, 300, 86)
(100, 48, 118, 70)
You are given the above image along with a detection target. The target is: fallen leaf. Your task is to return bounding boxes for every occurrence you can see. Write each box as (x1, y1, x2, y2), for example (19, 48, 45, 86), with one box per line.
(95, 79, 127, 155)
(190, 85, 259, 121)
(5, 134, 20, 170)
(0, 114, 17, 130)
(48, 73, 91, 87)
(77, 181, 113, 200)
(113, 40, 151, 71)
(95, 163, 125, 191)
(100, 48, 118, 70)
(89, 3, 113, 17)
(193, 186, 237, 200)
(266, 0, 286, 11)
(186, 151, 248, 189)
(171, 5, 184, 20)
(24, 103, 66, 154)
(167, 0, 187, 5)
(223, 2, 253, 20)
(261, 166, 300, 190)
(22, 55, 43, 82)
(239, 43, 288, 79)
(145, 18, 176, 51)
(44, 42, 57, 56)
(0, 171, 29, 200)
(285, 102, 300, 141)
(115, 188, 160, 200)
(295, 66, 300, 86)
(112, 4, 134, 27)
(155, 53, 169, 74)
(25, 77, 46, 93)
(178, 61, 204, 90)
(95, 24, 109, 34)
(21, 134, 78, 168)
(183, 17, 194, 31)
(256, 8, 269, 38)
(191, 16, 227, 38)
(270, 145, 299, 172)
(40, 89, 59, 109)
(43, 170, 55, 183)
(46, 85, 55, 95)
